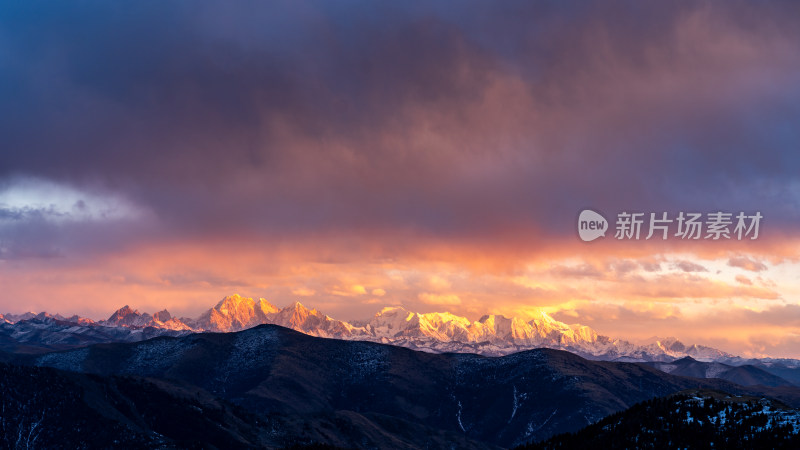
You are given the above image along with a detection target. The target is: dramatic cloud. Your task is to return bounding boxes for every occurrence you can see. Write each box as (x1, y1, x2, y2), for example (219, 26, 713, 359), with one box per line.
(552, 302, 800, 358)
(672, 260, 708, 273)
(2, 1, 800, 245)
(728, 255, 769, 272)
(1, 1, 799, 356)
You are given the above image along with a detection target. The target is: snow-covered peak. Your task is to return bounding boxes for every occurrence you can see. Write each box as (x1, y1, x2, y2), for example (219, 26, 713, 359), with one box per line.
(55, 314, 95, 325)
(529, 310, 569, 331)
(2, 311, 38, 323)
(265, 302, 357, 336)
(153, 309, 172, 322)
(290, 300, 311, 312)
(475, 314, 537, 341)
(369, 306, 417, 334)
(48, 295, 739, 362)
(103, 305, 155, 328)
(258, 298, 281, 315)
(109, 305, 135, 316)
(272, 301, 320, 324)
(211, 293, 255, 310)
(418, 311, 471, 326)
(195, 295, 279, 332)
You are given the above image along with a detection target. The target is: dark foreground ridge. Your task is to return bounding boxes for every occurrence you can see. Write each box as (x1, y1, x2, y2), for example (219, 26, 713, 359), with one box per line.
(518, 389, 800, 449)
(0, 362, 489, 449)
(3, 324, 800, 448)
(0, 362, 273, 448)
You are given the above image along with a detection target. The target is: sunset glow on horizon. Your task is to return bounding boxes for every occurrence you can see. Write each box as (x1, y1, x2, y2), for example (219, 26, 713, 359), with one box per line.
(2, 1, 800, 358)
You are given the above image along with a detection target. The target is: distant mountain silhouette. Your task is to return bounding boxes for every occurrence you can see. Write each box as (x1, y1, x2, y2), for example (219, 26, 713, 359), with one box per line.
(2, 294, 758, 363)
(646, 356, 796, 387)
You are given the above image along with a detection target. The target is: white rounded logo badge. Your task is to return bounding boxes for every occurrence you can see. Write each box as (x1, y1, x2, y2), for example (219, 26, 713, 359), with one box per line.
(578, 209, 608, 242)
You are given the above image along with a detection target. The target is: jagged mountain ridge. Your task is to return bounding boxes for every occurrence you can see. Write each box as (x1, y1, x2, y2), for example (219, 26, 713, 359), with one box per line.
(2, 311, 94, 325)
(647, 356, 796, 388)
(0, 316, 190, 355)
(106, 294, 735, 361)
(103, 305, 191, 331)
(0, 293, 762, 363)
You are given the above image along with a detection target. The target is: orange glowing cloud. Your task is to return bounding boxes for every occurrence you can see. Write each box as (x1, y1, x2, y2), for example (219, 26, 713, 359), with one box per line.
(1, 1, 800, 360)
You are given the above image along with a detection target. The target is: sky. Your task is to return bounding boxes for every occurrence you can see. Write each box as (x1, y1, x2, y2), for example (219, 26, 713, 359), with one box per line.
(1, 1, 800, 357)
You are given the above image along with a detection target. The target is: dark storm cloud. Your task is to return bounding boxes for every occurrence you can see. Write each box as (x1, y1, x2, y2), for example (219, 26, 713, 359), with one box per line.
(2, 0, 800, 250)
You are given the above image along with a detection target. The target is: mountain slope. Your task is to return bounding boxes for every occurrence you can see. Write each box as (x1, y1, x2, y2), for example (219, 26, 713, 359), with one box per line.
(519, 390, 800, 449)
(0, 316, 189, 354)
(728, 358, 800, 386)
(101, 305, 191, 331)
(0, 360, 494, 450)
(17, 324, 800, 447)
(189, 294, 280, 332)
(647, 356, 796, 387)
(0, 361, 276, 448)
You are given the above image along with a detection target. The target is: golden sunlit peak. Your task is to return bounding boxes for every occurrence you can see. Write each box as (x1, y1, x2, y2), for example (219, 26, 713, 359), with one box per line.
(215, 293, 245, 306)
(291, 301, 315, 313)
(374, 306, 414, 323)
(419, 311, 470, 324)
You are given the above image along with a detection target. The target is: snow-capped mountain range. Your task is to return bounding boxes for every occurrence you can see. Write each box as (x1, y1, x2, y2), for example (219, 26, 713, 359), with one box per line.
(0, 294, 765, 363)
